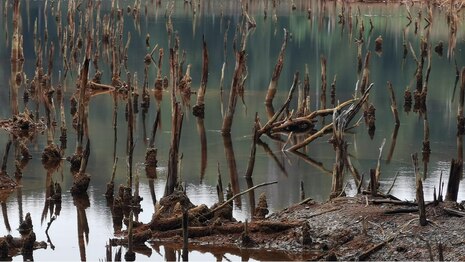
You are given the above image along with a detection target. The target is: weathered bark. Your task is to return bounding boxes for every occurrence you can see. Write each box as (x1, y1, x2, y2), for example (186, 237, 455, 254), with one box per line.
(259, 73, 299, 136)
(387, 81, 400, 126)
(245, 113, 259, 178)
(445, 159, 462, 202)
(149, 204, 211, 231)
(265, 30, 289, 106)
(150, 221, 300, 239)
(193, 36, 209, 118)
(221, 50, 246, 134)
(164, 103, 183, 197)
(412, 153, 427, 226)
(288, 84, 373, 152)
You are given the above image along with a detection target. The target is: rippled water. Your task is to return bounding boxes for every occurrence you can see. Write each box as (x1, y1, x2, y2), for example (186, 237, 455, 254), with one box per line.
(0, 0, 465, 260)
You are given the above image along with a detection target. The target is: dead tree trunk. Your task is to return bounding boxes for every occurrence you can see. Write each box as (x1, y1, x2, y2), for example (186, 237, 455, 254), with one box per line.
(221, 50, 246, 135)
(387, 81, 400, 126)
(412, 153, 427, 226)
(193, 36, 209, 118)
(445, 159, 462, 202)
(330, 115, 346, 199)
(164, 103, 183, 197)
(265, 29, 289, 107)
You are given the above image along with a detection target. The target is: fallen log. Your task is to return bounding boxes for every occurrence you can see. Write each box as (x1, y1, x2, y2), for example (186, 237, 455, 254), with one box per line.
(370, 199, 418, 206)
(443, 207, 465, 217)
(384, 208, 419, 215)
(149, 204, 211, 231)
(150, 221, 301, 239)
(287, 84, 373, 151)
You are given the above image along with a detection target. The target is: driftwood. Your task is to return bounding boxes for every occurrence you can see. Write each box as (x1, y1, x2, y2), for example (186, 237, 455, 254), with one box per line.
(370, 199, 418, 206)
(245, 113, 259, 178)
(384, 208, 419, 215)
(287, 84, 374, 152)
(443, 207, 465, 217)
(358, 235, 395, 261)
(150, 221, 301, 239)
(149, 204, 210, 231)
(210, 181, 278, 214)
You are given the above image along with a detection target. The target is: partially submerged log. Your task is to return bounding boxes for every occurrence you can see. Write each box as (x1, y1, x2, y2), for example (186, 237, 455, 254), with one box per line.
(148, 220, 300, 239)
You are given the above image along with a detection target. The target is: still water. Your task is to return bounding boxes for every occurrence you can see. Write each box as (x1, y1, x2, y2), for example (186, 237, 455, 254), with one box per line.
(0, 0, 465, 260)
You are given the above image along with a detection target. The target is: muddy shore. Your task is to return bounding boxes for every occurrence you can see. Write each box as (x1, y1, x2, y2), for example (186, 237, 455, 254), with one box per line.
(125, 194, 465, 261)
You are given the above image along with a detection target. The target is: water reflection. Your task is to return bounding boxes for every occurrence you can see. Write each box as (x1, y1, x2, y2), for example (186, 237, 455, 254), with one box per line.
(0, 0, 465, 261)
(74, 194, 90, 262)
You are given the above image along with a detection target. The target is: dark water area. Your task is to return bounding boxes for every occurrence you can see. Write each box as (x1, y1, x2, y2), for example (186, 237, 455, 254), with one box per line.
(0, 0, 464, 260)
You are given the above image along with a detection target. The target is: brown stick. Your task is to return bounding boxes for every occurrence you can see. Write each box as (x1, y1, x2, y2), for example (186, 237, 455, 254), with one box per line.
(221, 50, 246, 134)
(387, 81, 400, 125)
(300, 181, 305, 201)
(320, 56, 327, 110)
(210, 181, 278, 214)
(412, 153, 427, 226)
(195, 35, 209, 107)
(259, 72, 299, 136)
(358, 235, 395, 261)
(78, 139, 90, 174)
(164, 103, 184, 197)
(88, 81, 116, 91)
(386, 124, 400, 164)
(370, 169, 377, 197)
(305, 99, 356, 120)
(360, 51, 371, 93)
(287, 84, 373, 152)
(216, 163, 224, 203)
(386, 171, 400, 195)
(265, 29, 289, 106)
(370, 199, 418, 206)
(245, 113, 259, 178)
(1, 140, 12, 173)
(149, 108, 161, 148)
(286, 123, 333, 152)
(77, 57, 90, 147)
(375, 138, 386, 183)
(445, 158, 462, 202)
(346, 154, 361, 185)
(443, 207, 465, 217)
(151, 220, 300, 239)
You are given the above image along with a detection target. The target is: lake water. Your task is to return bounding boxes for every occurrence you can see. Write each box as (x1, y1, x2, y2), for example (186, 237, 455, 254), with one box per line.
(0, 0, 465, 261)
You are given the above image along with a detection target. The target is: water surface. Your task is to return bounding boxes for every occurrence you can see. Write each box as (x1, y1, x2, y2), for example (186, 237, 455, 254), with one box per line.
(0, 0, 465, 260)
